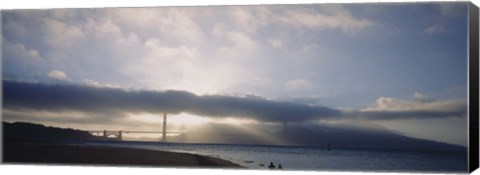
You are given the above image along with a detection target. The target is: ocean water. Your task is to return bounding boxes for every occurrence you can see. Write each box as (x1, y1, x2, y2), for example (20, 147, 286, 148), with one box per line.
(87, 141, 467, 172)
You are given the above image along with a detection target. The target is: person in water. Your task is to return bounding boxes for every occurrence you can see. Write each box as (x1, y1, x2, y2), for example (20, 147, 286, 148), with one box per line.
(277, 164, 283, 169)
(268, 162, 275, 169)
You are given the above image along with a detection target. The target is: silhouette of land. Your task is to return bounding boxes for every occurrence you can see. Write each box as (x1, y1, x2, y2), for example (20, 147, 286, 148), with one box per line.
(3, 122, 101, 142)
(169, 123, 466, 152)
(3, 142, 241, 168)
(2, 122, 242, 168)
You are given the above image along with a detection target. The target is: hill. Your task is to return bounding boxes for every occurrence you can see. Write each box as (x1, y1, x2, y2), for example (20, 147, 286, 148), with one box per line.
(3, 122, 98, 142)
(169, 123, 466, 152)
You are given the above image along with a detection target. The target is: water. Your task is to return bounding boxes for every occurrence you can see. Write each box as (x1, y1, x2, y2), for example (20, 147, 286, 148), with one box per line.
(87, 141, 467, 172)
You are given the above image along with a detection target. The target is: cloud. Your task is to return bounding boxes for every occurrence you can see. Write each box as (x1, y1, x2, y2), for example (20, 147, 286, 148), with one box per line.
(216, 31, 259, 57)
(83, 18, 140, 47)
(357, 94, 466, 120)
(3, 80, 341, 123)
(3, 42, 41, 59)
(227, 6, 272, 34)
(1, 39, 49, 81)
(413, 92, 435, 103)
(4, 81, 467, 125)
(285, 79, 314, 91)
(424, 24, 446, 35)
(124, 38, 207, 92)
(423, 3, 466, 35)
(268, 39, 283, 49)
(82, 79, 119, 88)
(48, 70, 69, 81)
(43, 18, 85, 48)
(2, 5, 376, 97)
(438, 2, 467, 17)
(107, 7, 207, 46)
(278, 6, 373, 34)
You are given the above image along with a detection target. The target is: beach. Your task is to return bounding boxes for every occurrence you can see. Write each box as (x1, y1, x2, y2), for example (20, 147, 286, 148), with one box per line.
(3, 141, 243, 168)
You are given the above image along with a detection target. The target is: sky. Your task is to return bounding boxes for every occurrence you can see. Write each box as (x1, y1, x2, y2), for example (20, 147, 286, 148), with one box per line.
(1, 2, 470, 146)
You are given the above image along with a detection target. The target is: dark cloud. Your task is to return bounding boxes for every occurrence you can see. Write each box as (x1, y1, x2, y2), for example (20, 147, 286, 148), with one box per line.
(352, 95, 467, 120)
(3, 80, 341, 123)
(3, 81, 467, 123)
(353, 110, 466, 120)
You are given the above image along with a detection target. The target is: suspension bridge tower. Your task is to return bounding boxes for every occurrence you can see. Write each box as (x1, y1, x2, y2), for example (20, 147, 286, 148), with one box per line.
(162, 113, 167, 142)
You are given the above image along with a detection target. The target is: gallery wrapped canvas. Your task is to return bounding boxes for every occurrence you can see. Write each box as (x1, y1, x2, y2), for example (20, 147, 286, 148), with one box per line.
(1, 1, 479, 174)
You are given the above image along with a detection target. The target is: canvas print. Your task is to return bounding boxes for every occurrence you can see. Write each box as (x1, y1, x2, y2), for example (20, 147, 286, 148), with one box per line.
(1, 2, 477, 173)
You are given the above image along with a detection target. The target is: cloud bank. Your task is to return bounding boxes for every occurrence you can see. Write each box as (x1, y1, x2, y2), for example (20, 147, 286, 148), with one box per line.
(356, 94, 466, 120)
(3, 80, 341, 123)
(3, 81, 466, 124)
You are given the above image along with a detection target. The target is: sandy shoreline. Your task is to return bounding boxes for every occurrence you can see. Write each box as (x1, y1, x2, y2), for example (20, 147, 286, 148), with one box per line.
(3, 141, 243, 169)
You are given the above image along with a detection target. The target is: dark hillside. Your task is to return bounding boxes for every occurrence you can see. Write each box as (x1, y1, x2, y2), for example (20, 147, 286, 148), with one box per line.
(3, 122, 96, 142)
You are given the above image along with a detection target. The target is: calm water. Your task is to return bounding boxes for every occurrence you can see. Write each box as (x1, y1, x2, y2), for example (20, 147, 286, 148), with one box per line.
(87, 141, 467, 172)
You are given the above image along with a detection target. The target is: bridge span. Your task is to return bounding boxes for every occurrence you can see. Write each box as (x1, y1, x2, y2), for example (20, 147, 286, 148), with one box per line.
(88, 130, 185, 141)
(88, 113, 181, 141)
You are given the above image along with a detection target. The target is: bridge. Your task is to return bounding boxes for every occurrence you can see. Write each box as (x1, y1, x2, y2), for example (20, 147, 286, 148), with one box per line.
(88, 130, 185, 141)
(88, 113, 182, 141)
